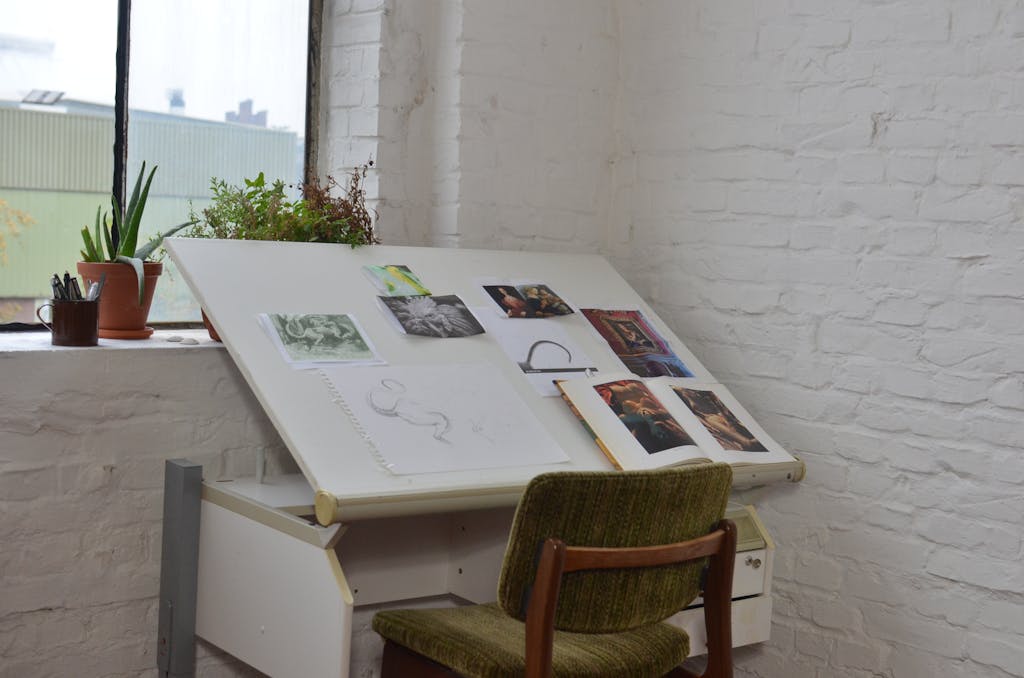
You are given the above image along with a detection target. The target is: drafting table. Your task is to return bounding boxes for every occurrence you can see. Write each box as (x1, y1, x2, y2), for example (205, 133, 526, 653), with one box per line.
(161, 239, 802, 677)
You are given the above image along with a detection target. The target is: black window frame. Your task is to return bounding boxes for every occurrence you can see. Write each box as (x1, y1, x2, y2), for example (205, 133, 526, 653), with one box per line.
(111, 0, 322, 252)
(1, 0, 322, 330)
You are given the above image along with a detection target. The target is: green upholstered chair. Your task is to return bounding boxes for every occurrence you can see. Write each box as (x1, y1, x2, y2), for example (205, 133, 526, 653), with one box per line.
(373, 463, 736, 678)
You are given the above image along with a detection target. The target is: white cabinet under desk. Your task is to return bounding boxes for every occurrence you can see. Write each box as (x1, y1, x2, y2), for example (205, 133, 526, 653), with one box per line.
(194, 474, 776, 678)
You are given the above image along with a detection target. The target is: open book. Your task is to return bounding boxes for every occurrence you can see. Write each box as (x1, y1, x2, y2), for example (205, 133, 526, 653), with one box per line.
(556, 373, 797, 471)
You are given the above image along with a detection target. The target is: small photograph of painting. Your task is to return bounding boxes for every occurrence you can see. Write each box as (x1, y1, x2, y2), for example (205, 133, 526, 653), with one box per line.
(378, 294, 485, 338)
(259, 313, 385, 368)
(483, 283, 574, 318)
(362, 264, 431, 297)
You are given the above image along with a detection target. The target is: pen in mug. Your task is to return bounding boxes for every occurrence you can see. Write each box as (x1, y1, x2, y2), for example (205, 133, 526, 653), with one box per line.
(50, 274, 67, 300)
(69, 276, 83, 301)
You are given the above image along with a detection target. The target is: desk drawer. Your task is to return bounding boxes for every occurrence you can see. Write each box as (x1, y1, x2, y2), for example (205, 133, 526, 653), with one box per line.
(733, 548, 768, 598)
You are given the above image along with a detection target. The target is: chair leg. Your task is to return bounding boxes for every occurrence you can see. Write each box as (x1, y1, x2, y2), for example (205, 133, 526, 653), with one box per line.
(381, 640, 465, 678)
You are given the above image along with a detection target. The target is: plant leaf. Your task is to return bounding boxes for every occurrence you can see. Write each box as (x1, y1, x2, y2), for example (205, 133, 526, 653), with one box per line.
(102, 212, 115, 263)
(120, 164, 157, 258)
(115, 254, 146, 305)
(93, 206, 104, 260)
(134, 220, 194, 261)
(122, 163, 146, 240)
(80, 227, 99, 262)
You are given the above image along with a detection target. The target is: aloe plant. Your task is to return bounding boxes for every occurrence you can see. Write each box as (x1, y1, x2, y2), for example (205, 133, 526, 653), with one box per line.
(80, 162, 192, 302)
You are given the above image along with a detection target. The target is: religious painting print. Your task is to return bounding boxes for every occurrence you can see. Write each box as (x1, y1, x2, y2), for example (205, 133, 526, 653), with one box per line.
(580, 308, 694, 378)
(260, 313, 384, 368)
(378, 294, 485, 337)
(594, 379, 694, 455)
(522, 284, 573, 316)
(671, 386, 768, 452)
(483, 283, 574, 318)
(362, 264, 431, 296)
(483, 285, 531, 317)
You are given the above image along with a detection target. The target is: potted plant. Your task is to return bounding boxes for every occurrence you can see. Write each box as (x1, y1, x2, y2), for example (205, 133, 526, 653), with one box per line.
(183, 162, 378, 340)
(78, 163, 192, 339)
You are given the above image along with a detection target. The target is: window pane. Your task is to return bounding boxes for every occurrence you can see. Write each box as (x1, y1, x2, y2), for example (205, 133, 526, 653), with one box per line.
(128, 0, 310, 323)
(0, 1, 118, 322)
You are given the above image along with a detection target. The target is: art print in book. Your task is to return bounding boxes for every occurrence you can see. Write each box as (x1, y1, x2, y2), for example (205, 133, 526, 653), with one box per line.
(556, 373, 796, 471)
(379, 294, 485, 337)
(594, 380, 694, 454)
(580, 309, 693, 378)
(671, 386, 767, 452)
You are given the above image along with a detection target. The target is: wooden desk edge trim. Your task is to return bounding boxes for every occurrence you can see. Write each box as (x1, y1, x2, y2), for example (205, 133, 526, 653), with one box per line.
(314, 486, 526, 525)
(730, 460, 805, 488)
(203, 483, 344, 548)
(312, 459, 805, 525)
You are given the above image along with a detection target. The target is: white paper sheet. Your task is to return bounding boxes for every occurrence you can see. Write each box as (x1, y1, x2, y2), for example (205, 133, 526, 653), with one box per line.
(320, 364, 570, 474)
(478, 312, 598, 396)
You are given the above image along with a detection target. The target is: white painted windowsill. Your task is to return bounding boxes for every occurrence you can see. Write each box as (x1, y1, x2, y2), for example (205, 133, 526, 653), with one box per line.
(0, 328, 223, 353)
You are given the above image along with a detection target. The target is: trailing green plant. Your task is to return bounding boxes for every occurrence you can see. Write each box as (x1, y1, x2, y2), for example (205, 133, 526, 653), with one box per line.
(185, 162, 378, 247)
(80, 162, 193, 302)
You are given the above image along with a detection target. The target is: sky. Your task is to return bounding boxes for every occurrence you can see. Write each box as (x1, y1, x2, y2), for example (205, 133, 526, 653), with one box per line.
(0, 0, 308, 134)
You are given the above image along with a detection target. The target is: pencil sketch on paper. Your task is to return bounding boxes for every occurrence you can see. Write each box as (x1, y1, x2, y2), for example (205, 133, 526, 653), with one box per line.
(320, 364, 570, 475)
(366, 378, 452, 443)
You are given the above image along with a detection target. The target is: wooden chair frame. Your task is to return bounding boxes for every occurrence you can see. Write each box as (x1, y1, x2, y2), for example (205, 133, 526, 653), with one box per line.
(381, 518, 737, 678)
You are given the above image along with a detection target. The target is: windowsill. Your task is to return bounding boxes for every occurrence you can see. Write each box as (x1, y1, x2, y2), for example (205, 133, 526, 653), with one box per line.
(0, 328, 223, 353)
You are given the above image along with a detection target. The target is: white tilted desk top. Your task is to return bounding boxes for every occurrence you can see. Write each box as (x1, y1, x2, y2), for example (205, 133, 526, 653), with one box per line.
(166, 239, 801, 523)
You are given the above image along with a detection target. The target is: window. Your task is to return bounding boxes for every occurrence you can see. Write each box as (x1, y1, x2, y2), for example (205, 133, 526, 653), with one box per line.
(0, 0, 318, 325)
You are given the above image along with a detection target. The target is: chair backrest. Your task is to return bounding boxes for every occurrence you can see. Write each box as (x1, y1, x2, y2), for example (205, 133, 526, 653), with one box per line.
(497, 463, 732, 633)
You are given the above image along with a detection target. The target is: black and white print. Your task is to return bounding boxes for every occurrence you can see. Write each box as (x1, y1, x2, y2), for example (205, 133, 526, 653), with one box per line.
(378, 294, 485, 337)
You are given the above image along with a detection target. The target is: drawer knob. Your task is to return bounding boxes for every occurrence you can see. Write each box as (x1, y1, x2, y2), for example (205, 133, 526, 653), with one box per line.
(745, 556, 762, 569)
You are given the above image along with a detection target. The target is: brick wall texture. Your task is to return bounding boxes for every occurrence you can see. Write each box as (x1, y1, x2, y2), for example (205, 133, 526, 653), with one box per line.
(4, 1, 1023, 676)
(368, 1, 1024, 676)
(611, 3, 1024, 676)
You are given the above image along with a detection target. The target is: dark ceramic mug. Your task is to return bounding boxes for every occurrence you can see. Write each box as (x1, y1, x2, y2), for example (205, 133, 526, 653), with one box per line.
(36, 299, 100, 347)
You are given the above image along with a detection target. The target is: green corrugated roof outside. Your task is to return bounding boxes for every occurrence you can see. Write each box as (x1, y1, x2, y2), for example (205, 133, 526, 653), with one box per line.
(0, 104, 299, 304)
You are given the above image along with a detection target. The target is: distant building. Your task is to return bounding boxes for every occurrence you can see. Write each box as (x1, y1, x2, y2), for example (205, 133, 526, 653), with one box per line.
(0, 99, 300, 320)
(226, 99, 267, 127)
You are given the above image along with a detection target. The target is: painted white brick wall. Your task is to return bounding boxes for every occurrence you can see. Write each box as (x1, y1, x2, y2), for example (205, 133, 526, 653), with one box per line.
(6, 1, 1023, 676)
(611, 2, 1024, 676)
(0, 342, 295, 678)
(373, 0, 617, 252)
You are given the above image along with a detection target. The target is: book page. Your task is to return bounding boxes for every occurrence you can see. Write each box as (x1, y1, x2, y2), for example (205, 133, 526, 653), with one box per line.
(645, 379, 797, 466)
(556, 373, 709, 470)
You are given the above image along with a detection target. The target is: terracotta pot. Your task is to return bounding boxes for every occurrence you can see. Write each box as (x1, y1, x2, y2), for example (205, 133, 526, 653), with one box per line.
(201, 309, 222, 342)
(77, 261, 162, 339)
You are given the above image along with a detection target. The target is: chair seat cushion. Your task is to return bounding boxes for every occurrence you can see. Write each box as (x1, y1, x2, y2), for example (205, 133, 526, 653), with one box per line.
(372, 602, 690, 678)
